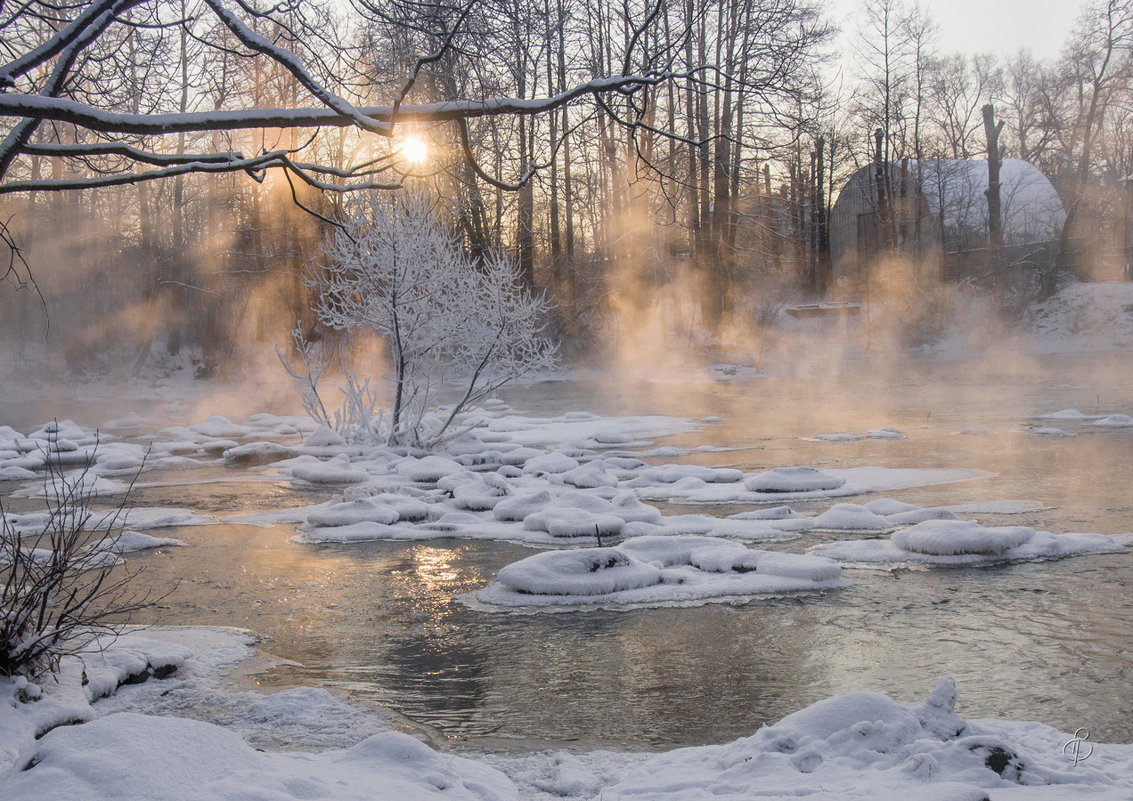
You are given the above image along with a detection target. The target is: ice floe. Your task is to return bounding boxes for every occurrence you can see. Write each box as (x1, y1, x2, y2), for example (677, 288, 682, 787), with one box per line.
(473, 535, 848, 609)
(92, 530, 186, 553)
(1091, 413, 1133, 427)
(811, 426, 903, 442)
(1036, 408, 1102, 421)
(1020, 425, 1075, 437)
(812, 518, 1129, 567)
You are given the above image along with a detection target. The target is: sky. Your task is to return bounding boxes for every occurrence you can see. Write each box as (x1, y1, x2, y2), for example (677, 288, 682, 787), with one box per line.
(830, 0, 1088, 61)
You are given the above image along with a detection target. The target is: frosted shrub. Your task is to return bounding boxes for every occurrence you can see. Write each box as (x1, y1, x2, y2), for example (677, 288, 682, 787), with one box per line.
(1, 449, 154, 681)
(293, 191, 557, 447)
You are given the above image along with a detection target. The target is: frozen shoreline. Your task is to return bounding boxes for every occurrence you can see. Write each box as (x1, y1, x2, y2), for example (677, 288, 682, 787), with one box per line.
(3, 626, 1132, 801)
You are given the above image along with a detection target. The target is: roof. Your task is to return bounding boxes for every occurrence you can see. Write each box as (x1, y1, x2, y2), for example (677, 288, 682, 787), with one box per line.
(833, 158, 1066, 246)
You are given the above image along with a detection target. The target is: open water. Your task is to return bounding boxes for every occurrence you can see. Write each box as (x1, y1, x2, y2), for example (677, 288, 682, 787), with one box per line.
(3, 353, 1132, 749)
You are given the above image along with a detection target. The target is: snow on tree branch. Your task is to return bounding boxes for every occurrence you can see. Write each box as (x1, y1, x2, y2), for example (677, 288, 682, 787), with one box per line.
(0, 74, 669, 136)
(0, 0, 680, 196)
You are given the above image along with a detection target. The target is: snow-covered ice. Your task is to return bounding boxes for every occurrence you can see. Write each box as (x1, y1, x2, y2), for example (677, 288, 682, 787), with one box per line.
(472, 535, 848, 609)
(745, 466, 846, 492)
(813, 518, 1129, 567)
(92, 530, 185, 553)
(809, 503, 895, 531)
(1035, 409, 1101, 421)
(1091, 414, 1133, 428)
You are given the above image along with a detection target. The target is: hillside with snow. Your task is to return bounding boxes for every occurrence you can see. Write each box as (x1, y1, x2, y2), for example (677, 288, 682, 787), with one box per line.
(1023, 281, 1133, 353)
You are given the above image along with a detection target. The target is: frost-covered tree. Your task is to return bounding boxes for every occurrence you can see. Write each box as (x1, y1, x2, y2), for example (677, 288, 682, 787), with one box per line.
(306, 190, 557, 447)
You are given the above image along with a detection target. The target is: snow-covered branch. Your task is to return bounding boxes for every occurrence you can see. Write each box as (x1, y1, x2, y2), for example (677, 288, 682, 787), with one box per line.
(0, 74, 669, 136)
(0, 0, 715, 204)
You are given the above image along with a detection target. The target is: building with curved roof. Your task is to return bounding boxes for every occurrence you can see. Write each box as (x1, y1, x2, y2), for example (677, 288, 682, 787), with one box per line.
(828, 158, 1066, 292)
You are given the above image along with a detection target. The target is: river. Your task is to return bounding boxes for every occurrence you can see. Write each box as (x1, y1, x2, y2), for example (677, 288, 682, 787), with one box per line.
(3, 352, 1132, 749)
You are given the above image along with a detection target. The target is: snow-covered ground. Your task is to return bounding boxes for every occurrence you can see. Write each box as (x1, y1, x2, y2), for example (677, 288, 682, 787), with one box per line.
(1023, 282, 1133, 353)
(3, 628, 1133, 800)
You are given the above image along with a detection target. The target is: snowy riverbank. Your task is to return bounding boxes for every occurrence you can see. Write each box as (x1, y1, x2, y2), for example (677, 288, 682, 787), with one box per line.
(4, 627, 1132, 801)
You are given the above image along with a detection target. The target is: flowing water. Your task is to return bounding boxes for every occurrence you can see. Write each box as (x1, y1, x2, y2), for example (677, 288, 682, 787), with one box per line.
(4, 353, 1133, 749)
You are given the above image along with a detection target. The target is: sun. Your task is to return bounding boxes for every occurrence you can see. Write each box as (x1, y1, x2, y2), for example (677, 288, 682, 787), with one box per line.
(400, 136, 428, 165)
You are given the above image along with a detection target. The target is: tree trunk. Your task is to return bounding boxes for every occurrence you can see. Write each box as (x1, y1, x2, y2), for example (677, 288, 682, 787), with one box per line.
(816, 136, 830, 293)
(982, 104, 1005, 267)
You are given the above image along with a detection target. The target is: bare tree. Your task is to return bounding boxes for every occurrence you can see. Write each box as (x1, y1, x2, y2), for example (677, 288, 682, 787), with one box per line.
(927, 53, 1003, 160)
(1000, 50, 1057, 165)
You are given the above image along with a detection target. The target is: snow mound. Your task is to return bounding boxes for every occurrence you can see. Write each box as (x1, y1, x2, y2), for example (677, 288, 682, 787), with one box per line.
(1022, 425, 1074, 437)
(744, 467, 845, 493)
(521, 451, 579, 475)
(306, 497, 402, 527)
(93, 530, 185, 553)
(119, 506, 216, 529)
(892, 519, 1035, 555)
(810, 503, 894, 531)
(600, 675, 1133, 800)
(396, 455, 465, 483)
(814, 519, 1127, 567)
(223, 442, 299, 466)
(496, 547, 663, 595)
(813, 432, 861, 441)
(1037, 408, 1099, 421)
(492, 490, 554, 521)
(452, 475, 511, 510)
(302, 425, 346, 448)
(868, 426, 903, 439)
(728, 505, 801, 521)
(522, 508, 625, 538)
(885, 508, 960, 525)
(560, 461, 619, 489)
(752, 551, 843, 582)
(622, 515, 799, 543)
(626, 465, 744, 486)
(1092, 413, 1133, 427)
(809, 427, 904, 442)
(6, 715, 516, 801)
(476, 536, 846, 609)
(288, 455, 368, 484)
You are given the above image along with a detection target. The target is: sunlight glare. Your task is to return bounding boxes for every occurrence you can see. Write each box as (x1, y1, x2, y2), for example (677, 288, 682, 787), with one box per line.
(401, 136, 428, 165)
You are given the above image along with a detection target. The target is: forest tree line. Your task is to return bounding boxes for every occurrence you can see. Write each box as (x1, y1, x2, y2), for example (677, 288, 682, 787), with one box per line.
(1, 0, 1131, 372)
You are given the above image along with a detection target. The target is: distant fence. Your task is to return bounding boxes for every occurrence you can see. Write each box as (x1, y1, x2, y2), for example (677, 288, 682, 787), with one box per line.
(943, 239, 1131, 284)
(941, 241, 1060, 285)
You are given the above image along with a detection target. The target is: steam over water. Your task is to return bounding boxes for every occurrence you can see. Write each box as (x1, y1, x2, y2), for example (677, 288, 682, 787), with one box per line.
(4, 352, 1132, 749)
